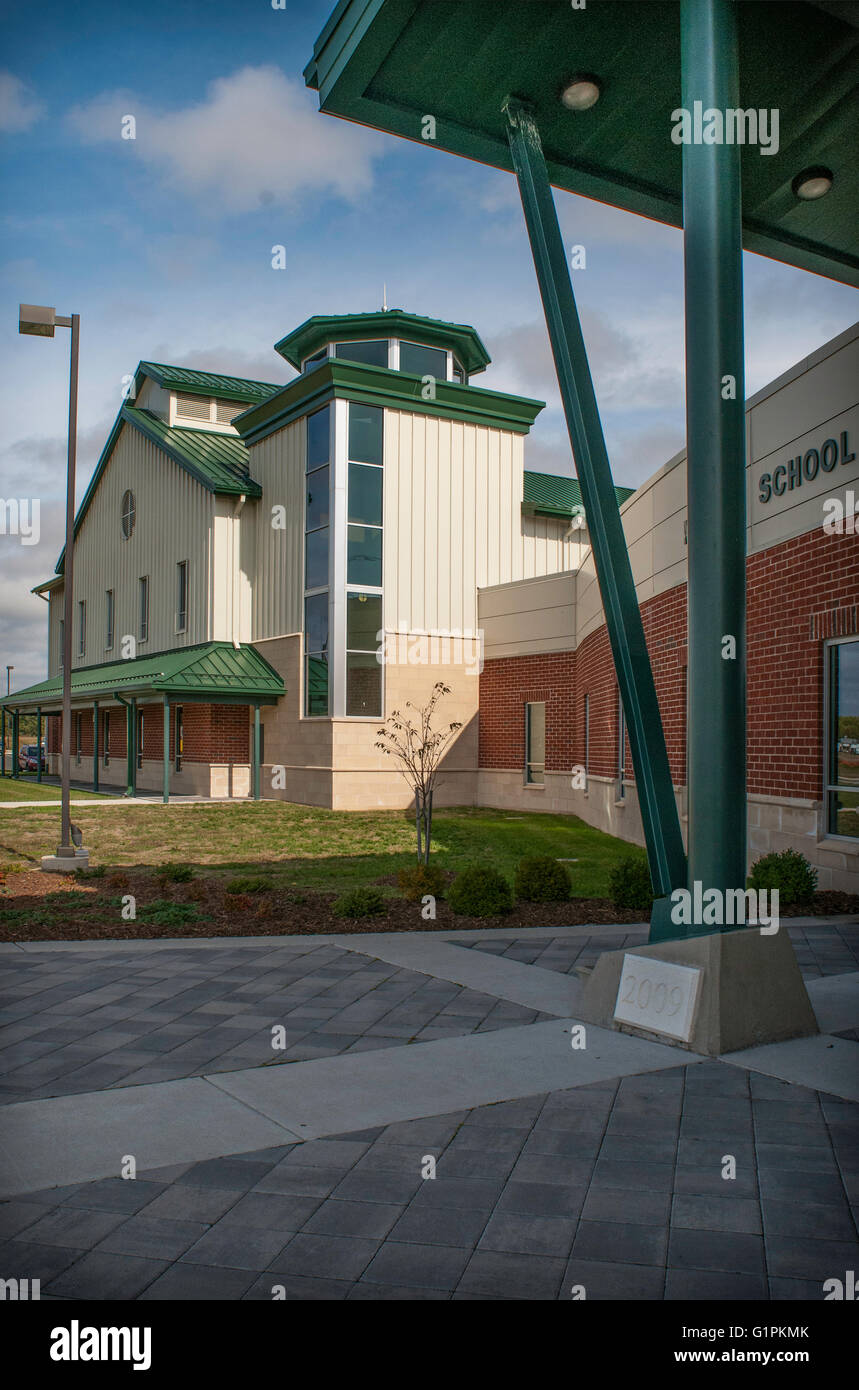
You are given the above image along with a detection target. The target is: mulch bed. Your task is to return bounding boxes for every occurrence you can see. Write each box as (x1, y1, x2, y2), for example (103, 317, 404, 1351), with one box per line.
(0, 869, 855, 943)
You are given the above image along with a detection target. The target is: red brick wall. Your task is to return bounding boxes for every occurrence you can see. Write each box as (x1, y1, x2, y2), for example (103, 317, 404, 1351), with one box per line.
(48, 703, 251, 766)
(479, 525, 858, 801)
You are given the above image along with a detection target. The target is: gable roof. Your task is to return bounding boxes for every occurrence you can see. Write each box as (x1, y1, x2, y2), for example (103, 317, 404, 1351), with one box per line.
(523, 470, 635, 519)
(135, 361, 280, 404)
(3, 642, 285, 711)
(56, 402, 261, 573)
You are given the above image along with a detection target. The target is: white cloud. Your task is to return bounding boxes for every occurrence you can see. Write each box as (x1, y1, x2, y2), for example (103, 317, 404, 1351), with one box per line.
(65, 66, 388, 214)
(0, 72, 44, 133)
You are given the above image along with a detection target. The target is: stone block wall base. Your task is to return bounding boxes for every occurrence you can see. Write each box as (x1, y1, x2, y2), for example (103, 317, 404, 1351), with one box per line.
(576, 926, 818, 1057)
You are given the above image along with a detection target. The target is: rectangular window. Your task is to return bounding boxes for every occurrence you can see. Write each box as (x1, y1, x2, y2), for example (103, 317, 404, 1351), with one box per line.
(303, 349, 327, 374)
(78, 600, 86, 658)
(348, 402, 383, 467)
(103, 711, 110, 767)
(138, 576, 149, 643)
(176, 561, 188, 632)
(525, 703, 545, 785)
(304, 406, 331, 715)
(346, 593, 383, 717)
(618, 695, 626, 800)
(334, 339, 388, 369)
(105, 590, 114, 651)
(399, 340, 447, 381)
(137, 710, 144, 770)
(75, 713, 82, 766)
(347, 525, 383, 588)
(583, 693, 590, 787)
(174, 705, 183, 772)
(826, 638, 859, 840)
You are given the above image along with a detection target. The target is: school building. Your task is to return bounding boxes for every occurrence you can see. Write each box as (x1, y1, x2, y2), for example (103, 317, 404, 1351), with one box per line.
(5, 311, 857, 891)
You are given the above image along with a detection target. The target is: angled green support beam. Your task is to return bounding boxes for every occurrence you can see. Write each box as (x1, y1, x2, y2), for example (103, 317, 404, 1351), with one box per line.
(681, 0, 747, 919)
(503, 96, 687, 907)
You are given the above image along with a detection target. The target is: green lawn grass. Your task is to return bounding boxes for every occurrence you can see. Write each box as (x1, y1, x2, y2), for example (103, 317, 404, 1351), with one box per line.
(0, 801, 637, 897)
(0, 778, 110, 804)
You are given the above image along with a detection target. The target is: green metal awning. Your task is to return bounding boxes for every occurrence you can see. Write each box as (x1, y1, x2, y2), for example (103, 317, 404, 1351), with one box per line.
(523, 469, 635, 519)
(3, 642, 285, 713)
(305, 0, 859, 287)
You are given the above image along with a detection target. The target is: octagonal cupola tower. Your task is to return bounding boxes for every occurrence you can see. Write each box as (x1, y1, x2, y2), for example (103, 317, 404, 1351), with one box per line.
(273, 308, 491, 384)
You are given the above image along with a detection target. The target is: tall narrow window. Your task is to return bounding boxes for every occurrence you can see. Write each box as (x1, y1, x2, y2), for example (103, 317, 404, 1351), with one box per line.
(826, 638, 859, 839)
(345, 402, 383, 716)
(304, 405, 331, 715)
(103, 711, 110, 767)
(583, 693, 590, 789)
(105, 590, 114, 651)
(75, 713, 82, 766)
(174, 705, 183, 772)
(138, 576, 149, 643)
(137, 709, 144, 770)
(78, 600, 86, 658)
(176, 561, 188, 633)
(618, 694, 626, 800)
(346, 594, 383, 716)
(525, 702, 546, 785)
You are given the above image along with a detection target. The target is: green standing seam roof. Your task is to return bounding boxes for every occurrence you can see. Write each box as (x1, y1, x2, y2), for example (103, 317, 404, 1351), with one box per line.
(136, 361, 281, 404)
(2, 643, 285, 711)
(523, 470, 635, 519)
(275, 309, 491, 375)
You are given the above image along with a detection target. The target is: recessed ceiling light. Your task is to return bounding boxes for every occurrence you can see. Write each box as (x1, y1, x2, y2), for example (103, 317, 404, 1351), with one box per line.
(560, 75, 601, 111)
(792, 166, 834, 200)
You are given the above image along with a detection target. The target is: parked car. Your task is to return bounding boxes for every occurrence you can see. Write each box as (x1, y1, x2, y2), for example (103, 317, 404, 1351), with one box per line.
(18, 744, 46, 772)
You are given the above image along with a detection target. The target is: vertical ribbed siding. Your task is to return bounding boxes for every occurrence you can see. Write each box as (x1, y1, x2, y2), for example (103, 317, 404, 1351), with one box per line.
(383, 409, 579, 636)
(247, 418, 304, 641)
(53, 424, 216, 676)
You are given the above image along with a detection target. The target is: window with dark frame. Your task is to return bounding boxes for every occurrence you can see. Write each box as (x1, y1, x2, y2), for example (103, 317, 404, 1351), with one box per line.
(138, 576, 149, 642)
(78, 600, 86, 658)
(103, 710, 110, 767)
(826, 638, 859, 840)
(525, 702, 545, 785)
(75, 713, 82, 766)
(137, 710, 144, 770)
(176, 561, 188, 632)
(174, 705, 183, 772)
(617, 694, 626, 800)
(304, 405, 331, 716)
(105, 590, 114, 651)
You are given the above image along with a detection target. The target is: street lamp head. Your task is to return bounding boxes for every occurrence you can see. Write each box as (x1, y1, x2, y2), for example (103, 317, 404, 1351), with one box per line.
(19, 303, 57, 337)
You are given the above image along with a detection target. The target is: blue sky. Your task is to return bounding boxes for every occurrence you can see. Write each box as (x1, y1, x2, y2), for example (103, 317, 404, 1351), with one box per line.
(1, 0, 857, 688)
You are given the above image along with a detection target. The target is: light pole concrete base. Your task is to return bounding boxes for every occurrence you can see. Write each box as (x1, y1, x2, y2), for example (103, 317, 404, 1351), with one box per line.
(41, 849, 89, 874)
(576, 925, 818, 1057)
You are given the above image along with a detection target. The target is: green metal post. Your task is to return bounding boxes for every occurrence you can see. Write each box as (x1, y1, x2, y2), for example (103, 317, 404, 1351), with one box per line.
(681, 0, 747, 922)
(36, 706, 42, 782)
(253, 703, 261, 802)
(92, 702, 99, 793)
(1, 707, 5, 776)
(12, 711, 19, 779)
(503, 97, 687, 909)
(163, 698, 170, 805)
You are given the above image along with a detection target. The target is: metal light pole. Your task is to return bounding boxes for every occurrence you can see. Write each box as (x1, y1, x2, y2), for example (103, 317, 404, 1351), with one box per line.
(18, 305, 80, 861)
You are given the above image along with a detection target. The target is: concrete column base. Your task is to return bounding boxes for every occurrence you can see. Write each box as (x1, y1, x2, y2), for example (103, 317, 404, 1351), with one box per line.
(576, 926, 818, 1056)
(41, 849, 89, 874)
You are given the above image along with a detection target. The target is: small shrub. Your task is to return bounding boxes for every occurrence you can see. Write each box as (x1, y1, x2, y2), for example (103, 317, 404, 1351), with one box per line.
(609, 854, 654, 912)
(160, 863, 194, 883)
(449, 864, 512, 918)
(514, 856, 571, 903)
(43, 891, 89, 910)
(747, 849, 817, 907)
(225, 874, 270, 894)
(137, 899, 201, 926)
(107, 872, 130, 892)
(397, 862, 447, 902)
(224, 893, 253, 913)
(76, 864, 105, 880)
(283, 890, 307, 906)
(332, 886, 387, 919)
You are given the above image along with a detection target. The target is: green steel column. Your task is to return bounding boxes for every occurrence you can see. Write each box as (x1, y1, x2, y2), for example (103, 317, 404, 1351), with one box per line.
(681, 0, 747, 917)
(12, 711, 19, 779)
(92, 702, 99, 793)
(1, 707, 5, 777)
(504, 97, 687, 908)
(162, 698, 170, 805)
(252, 703, 261, 802)
(36, 707, 42, 782)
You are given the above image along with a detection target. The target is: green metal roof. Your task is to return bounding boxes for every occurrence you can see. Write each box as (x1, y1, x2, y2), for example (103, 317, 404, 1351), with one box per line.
(235, 357, 543, 445)
(3, 643, 285, 712)
(136, 361, 280, 404)
(275, 309, 491, 375)
(306, 0, 859, 288)
(56, 406, 261, 574)
(523, 470, 634, 519)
